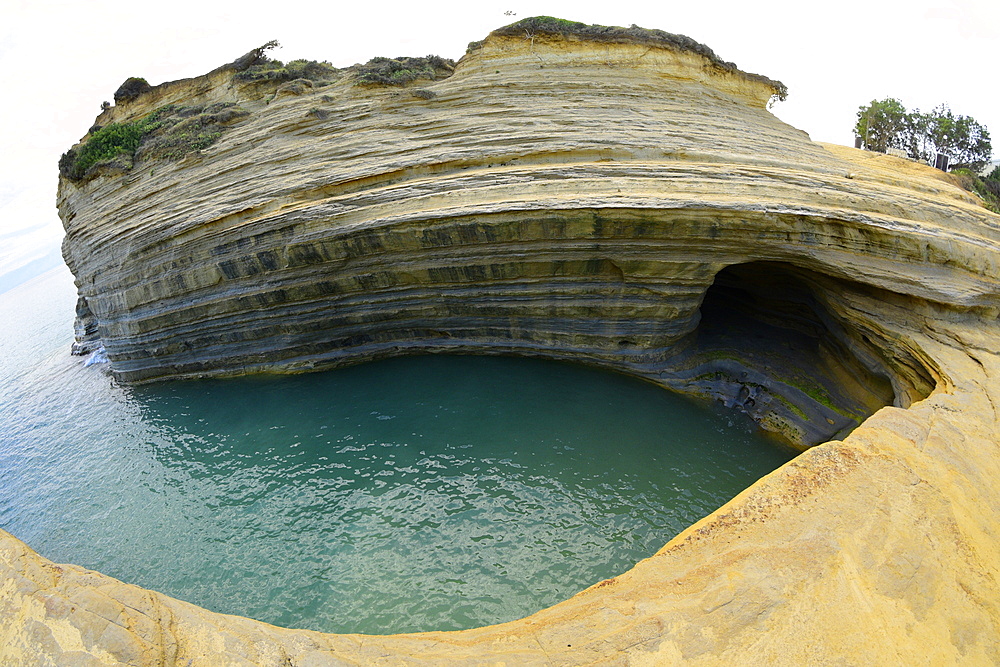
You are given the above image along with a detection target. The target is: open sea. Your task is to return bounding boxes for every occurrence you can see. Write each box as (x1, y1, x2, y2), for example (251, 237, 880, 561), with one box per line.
(0, 266, 795, 634)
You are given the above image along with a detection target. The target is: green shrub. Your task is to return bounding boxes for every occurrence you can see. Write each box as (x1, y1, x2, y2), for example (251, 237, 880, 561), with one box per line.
(230, 40, 280, 71)
(978, 175, 1000, 204)
(988, 165, 1000, 182)
(233, 57, 337, 84)
(233, 59, 286, 81)
(353, 55, 455, 86)
(60, 117, 155, 179)
(951, 168, 1000, 214)
(60, 103, 248, 182)
(231, 46, 451, 89)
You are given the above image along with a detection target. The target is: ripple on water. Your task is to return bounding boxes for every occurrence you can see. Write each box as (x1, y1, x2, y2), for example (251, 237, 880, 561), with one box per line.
(0, 268, 796, 634)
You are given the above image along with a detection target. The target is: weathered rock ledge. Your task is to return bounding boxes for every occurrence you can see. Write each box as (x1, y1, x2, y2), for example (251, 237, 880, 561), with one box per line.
(3, 19, 998, 665)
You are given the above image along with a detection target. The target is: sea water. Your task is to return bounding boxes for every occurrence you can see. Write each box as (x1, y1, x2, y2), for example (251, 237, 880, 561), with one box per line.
(0, 267, 795, 634)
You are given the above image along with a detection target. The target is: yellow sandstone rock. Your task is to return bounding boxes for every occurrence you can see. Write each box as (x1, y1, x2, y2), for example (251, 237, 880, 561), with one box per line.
(2, 18, 998, 666)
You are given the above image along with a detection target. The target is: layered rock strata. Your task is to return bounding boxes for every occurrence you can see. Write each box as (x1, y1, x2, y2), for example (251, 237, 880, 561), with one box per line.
(3, 19, 998, 665)
(57, 26, 997, 446)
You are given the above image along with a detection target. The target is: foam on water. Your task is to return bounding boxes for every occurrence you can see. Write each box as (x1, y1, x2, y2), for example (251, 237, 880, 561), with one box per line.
(83, 345, 108, 366)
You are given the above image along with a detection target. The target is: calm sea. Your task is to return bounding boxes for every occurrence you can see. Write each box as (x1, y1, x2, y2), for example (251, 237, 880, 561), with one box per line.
(0, 266, 795, 634)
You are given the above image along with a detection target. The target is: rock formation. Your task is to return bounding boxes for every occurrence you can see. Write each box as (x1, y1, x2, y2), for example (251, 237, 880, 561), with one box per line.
(2, 17, 998, 665)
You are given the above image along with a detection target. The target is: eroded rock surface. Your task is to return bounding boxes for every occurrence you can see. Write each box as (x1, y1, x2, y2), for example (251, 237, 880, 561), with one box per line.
(3, 19, 998, 666)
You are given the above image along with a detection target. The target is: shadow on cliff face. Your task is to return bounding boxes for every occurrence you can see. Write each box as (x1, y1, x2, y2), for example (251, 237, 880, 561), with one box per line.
(668, 261, 935, 448)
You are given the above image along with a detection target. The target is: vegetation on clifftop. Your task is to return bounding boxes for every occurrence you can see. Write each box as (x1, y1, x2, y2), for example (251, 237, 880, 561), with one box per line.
(234, 58, 340, 83)
(482, 16, 787, 101)
(230, 41, 340, 85)
(229, 40, 453, 88)
(853, 98, 997, 212)
(855, 98, 992, 171)
(114, 77, 152, 104)
(492, 16, 734, 64)
(61, 18, 783, 184)
(352, 55, 455, 86)
(59, 110, 165, 180)
(59, 103, 249, 182)
(233, 46, 340, 86)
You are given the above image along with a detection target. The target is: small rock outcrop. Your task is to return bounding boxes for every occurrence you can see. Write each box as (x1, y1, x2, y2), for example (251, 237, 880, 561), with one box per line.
(3, 17, 997, 665)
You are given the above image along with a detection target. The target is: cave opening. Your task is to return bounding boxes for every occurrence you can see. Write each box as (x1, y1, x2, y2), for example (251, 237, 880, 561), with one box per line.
(675, 261, 917, 448)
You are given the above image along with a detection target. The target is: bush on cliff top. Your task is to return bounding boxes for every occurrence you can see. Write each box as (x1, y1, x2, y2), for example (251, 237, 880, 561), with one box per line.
(59, 109, 167, 180)
(114, 77, 152, 104)
(229, 39, 339, 85)
(230, 42, 453, 88)
(60, 103, 249, 182)
(233, 57, 339, 84)
(353, 55, 455, 86)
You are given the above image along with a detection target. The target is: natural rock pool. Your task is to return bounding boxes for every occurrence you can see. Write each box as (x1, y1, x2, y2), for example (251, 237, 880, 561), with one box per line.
(1, 268, 794, 634)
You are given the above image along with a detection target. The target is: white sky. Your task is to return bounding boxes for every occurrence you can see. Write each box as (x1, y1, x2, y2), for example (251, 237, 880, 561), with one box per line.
(1, 0, 997, 283)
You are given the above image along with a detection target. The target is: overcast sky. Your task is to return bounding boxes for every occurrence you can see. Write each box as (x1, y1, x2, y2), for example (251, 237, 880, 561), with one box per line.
(2, 0, 997, 290)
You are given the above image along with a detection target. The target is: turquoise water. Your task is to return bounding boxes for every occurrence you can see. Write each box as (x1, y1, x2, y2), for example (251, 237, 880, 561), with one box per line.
(0, 267, 795, 634)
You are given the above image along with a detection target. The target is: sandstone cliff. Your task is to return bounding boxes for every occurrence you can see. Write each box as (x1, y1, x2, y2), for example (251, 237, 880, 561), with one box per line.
(57, 22, 998, 447)
(3, 17, 998, 665)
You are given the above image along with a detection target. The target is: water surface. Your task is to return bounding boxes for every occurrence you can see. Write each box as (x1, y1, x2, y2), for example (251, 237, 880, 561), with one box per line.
(0, 267, 795, 634)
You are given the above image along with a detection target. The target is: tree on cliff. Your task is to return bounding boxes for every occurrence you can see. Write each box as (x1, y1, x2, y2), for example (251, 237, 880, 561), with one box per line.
(855, 98, 909, 153)
(855, 98, 992, 171)
(924, 104, 992, 170)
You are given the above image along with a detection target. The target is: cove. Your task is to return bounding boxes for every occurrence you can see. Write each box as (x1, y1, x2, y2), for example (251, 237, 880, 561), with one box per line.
(1, 270, 795, 635)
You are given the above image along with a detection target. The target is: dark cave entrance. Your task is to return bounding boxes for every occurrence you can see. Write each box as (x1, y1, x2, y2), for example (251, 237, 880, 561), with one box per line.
(680, 261, 910, 447)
